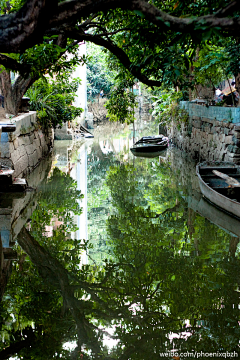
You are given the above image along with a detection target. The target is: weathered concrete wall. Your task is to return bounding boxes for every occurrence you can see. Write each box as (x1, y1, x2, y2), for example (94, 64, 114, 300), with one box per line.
(168, 103, 240, 163)
(181, 101, 240, 123)
(0, 112, 53, 177)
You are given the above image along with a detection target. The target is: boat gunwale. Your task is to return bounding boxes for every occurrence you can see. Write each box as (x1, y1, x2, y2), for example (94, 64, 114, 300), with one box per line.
(196, 162, 240, 210)
(131, 141, 168, 152)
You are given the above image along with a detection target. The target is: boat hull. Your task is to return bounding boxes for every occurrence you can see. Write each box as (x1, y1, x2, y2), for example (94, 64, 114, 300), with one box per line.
(131, 136, 168, 158)
(130, 148, 167, 158)
(196, 162, 240, 218)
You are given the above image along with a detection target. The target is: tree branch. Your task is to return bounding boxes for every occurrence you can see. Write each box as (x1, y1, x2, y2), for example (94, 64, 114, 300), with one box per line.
(0, 0, 58, 53)
(0, 0, 238, 53)
(49, 0, 240, 37)
(92, 28, 130, 37)
(0, 54, 30, 72)
(0, 328, 36, 360)
(215, 0, 240, 17)
(65, 29, 162, 87)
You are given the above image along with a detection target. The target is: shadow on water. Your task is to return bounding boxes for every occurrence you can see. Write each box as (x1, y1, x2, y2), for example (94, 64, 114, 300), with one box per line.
(1, 125, 240, 359)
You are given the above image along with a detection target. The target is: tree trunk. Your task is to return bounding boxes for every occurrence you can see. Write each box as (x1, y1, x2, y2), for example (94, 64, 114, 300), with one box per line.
(229, 236, 239, 257)
(18, 227, 103, 355)
(0, 35, 67, 116)
(0, 69, 34, 115)
(0, 70, 16, 115)
(235, 73, 240, 107)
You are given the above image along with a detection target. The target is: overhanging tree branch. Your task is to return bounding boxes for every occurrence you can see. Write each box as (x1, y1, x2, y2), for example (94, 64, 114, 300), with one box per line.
(0, 0, 238, 53)
(0, 328, 36, 360)
(0, 0, 58, 53)
(65, 29, 162, 87)
(215, 0, 240, 17)
(0, 54, 31, 73)
(49, 0, 240, 37)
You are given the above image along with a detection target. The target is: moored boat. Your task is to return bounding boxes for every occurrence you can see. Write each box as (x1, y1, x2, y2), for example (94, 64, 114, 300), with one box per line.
(130, 135, 168, 158)
(196, 161, 240, 218)
(135, 135, 166, 145)
(75, 124, 94, 139)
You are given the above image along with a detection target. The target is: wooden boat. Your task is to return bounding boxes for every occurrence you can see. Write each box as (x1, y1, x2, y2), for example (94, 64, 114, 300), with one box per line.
(196, 161, 240, 218)
(135, 135, 166, 145)
(131, 136, 168, 158)
(131, 148, 167, 158)
(75, 124, 94, 138)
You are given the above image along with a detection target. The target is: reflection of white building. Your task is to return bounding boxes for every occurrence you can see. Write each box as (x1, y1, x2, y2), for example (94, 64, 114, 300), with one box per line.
(99, 137, 132, 156)
(112, 137, 133, 153)
(72, 43, 88, 122)
(99, 140, 113, 154)
(76, 143, 88, 266)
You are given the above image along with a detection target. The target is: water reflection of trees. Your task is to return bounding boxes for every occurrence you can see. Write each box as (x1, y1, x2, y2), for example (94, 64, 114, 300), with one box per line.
(87, 142, 120, 263)
(106, 161, 240, 355)
(1, 163, 240, 359)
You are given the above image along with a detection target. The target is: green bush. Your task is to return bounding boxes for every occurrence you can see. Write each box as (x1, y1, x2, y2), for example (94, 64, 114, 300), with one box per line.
(105, 80, 137, 124)
(151, 88, 189, 129)
(26, 74, 83, 129)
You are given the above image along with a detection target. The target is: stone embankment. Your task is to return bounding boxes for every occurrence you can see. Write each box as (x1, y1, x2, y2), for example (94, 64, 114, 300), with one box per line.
(168, 102, 240, 163)
(0, 157, 51, 301)
(0, 112, 53, 178)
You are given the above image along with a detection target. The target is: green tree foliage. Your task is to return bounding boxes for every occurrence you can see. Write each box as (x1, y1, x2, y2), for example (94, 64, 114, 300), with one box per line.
(87, 43, 117, 101)
(192, 42, 233, 88)
(0, 167, 84, 359)
(0, 0, 239, 117)
(105, 80, 137, 124)
(0, 33, 86, 117)
(26, 70, 83, 129)
(1, 137, 240, 358)
(149, 88, 189, 129)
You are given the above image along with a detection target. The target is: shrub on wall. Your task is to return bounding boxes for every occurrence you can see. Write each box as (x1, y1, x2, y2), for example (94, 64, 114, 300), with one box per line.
(26, 73, 83, 129)
(151, 89, 189, 130)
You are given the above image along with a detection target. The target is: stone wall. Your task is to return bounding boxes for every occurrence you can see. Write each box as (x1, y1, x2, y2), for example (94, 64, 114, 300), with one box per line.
(167, 103, 240, 163)
(0, 112, 53, 178)
(0, 155, 51, 301)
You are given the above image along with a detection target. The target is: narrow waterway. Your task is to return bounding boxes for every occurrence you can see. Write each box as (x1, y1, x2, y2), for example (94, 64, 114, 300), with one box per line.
(1, 119, 240, 359)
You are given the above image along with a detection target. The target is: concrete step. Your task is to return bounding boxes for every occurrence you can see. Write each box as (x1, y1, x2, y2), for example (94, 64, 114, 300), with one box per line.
(0, 168, 14, 186)
(0, 177, 27, 192)
(0, 124, 16, 132)
(11, 178, 27, 192)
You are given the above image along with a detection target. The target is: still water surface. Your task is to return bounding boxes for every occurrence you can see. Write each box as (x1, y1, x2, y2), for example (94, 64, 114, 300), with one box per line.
(1, 122, 240, 359)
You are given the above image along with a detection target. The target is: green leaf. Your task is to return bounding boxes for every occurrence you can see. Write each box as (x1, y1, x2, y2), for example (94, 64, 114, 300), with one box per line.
(134, 10, 144, 18)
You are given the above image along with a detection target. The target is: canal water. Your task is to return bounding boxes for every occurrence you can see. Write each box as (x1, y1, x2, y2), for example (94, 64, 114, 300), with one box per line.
(1, 119, 240, 359)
